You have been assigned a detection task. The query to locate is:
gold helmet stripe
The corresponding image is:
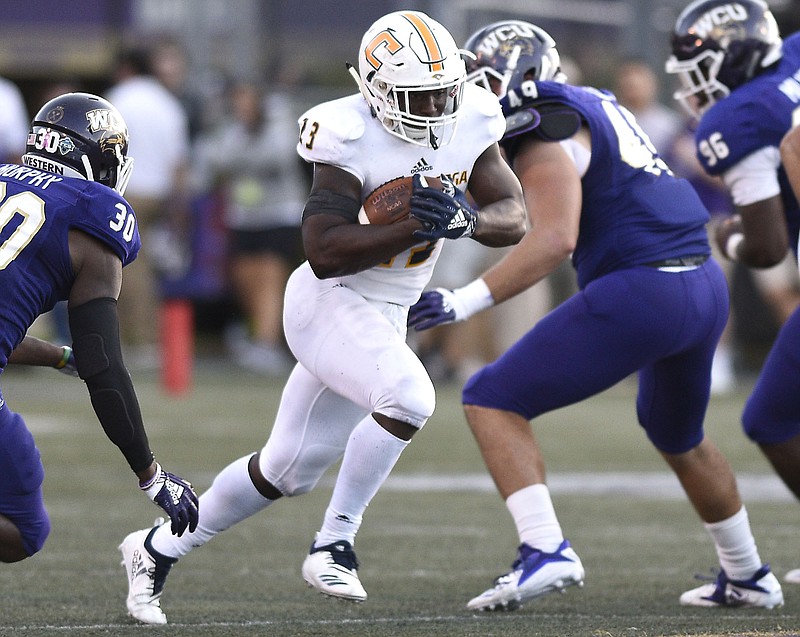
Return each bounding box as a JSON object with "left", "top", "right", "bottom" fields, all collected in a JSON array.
[{"left": 402, "top": 12, "right": 445, "bottom": 72}]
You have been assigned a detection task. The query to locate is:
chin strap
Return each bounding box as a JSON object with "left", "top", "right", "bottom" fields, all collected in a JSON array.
[
  {"left": 346, "top": 62, "right": 376, "bottom": 118},
  {"left": 80, "top": 154, "right": 95, "bottom": 182},
  {"left": 500, "top": 45, "right": 521, "bottom": 97}
]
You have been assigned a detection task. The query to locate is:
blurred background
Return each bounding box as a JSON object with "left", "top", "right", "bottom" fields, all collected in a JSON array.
[
  {"left": 3, "top": 0, "right": 799, "bottom": 109},
  {"left": 3, "top": 0, "right": 800, "bottom": 388}
]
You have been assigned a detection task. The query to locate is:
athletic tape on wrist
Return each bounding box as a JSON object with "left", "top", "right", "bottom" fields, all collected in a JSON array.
[{"left": 725, "top": 233, "right": 744, "bottom": 262}]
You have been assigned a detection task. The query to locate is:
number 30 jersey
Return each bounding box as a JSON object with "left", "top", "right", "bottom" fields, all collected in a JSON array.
[
  {"left": 296, "top": 82, "right": 504, "bottom": 306},
  {"left": 0, "top": 164, "right": 140, "bottom": 367}
]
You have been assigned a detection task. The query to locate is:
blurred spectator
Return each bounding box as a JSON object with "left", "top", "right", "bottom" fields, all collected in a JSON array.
[
  {"left": 105, "top": 46, "right": 192, "bottom": 366},
  {"left": 195, "top": 81, "right": 306, "bottom": 375},
  {"left": 0, "top": 76, "right": 28, "bottom": 164},
  {"left": 151, "top": 37, "right": 206, "bottom": 143},
  {"left": 613, "top": 58, "right": 683, "bottom": 155}
]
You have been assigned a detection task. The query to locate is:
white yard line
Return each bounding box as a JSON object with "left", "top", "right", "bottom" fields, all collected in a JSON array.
[{"left": 375, "top": 472, "right": 795, "bottom": 501}]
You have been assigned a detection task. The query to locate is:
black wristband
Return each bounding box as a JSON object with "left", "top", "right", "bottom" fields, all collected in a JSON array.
[{"left": 302, "top": 189, "right": 361, "bottom": 223}]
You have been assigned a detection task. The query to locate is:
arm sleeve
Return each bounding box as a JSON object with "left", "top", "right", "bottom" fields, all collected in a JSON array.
[
  {"left": 68, "top": 297, "right": 154, "bottom": 473},
  {"left": 722, "top": 146, "right": 782, "bottom": 206}
]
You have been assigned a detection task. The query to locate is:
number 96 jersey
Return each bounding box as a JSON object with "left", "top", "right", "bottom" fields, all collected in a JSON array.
[
  {"left": 692, "top": 32, "right": 800, "bottom": 254},
  {"left": 296, "top": 82, "right": 504, "bottom": 306},
  {"left": 0, "top": 164, "right": 140, "bottom": 367}
]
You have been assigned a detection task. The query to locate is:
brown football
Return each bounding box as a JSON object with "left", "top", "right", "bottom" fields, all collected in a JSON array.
[{"left": 360, "top": 175, "right": 445, "bottom": 225}]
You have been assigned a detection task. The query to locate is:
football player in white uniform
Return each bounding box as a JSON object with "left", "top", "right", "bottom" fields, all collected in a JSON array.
[{"left": 119, "top": 10, "right": 526, "bottom": 624}]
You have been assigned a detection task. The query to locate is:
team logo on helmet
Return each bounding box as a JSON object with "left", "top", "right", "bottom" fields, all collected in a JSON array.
[
  {"left": 472, "top": 22, "right": 540, "bottom": 58},
  {"left": 85, "top": 108, "right": 123, "bottom": 133},
  {"left": 58, "top": 136, "right": 76, "bottom": 156},
  {"left": 45, "top": 106, "right": 65, "bottom": 124},
  {"left": 690, "top": 3, "right": 749, "bottom": 39},
  {"left": 364, "top": 30, "right": 404, "bottom": 72}
]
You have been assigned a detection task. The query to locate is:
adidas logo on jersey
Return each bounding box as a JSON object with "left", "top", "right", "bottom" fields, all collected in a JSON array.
[{"left": 411, "top": 157, "right": 433, "bottom": 174}]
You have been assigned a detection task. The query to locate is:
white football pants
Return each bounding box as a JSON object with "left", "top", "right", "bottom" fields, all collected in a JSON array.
[{"left": 259, "top": 262, "right": 436, "bottom": 496}]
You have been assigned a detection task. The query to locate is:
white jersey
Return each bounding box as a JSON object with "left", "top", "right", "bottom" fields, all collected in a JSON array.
[{"left": 296, "top": 82, "right": 504, "bottom": 306}]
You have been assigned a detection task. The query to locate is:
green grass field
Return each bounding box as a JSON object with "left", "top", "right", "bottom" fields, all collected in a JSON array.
[{"left": 1, "top": 362, "right": 798, "bottom": 636}]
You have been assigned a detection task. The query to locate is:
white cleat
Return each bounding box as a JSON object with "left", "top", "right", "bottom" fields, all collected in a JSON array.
[
  {"left": 680, "top": 565, "right": 784, "bottom": 609},
  {"left": 301, "top": 539, "right": 367, "bottom": 602},
  {"left": 119, "top": 518, "right": 175, "bottom": 624},
  {"left": 784, "top": 568, "right": 800, "bottom": 584},
  {"left": 467, "top": 540, "right": 585, "bottom": 611}
]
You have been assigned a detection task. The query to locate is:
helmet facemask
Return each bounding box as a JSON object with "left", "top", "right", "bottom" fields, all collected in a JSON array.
[
  {"left": 366, "top": 75, "right": 463, "bottom": 148},
  {"left": 466, "top": 45, "right": 524, "bottom": 99},
  {"left": 665, "top": 0, "right": 783, "bottom": 117},
  {"left": 666, "top": 46, "right": 729, "bottom": 116},
  {"left": 98, "top": 132, "right": 134, "bottom": 195}
]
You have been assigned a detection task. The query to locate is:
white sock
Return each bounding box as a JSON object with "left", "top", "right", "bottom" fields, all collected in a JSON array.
[
  {"left": 315, "top": 415, "right": 409, "bottom": 547},
  {"left": 151, "top": 455, "right": 273, "bottom": 559},
  {"left": 506, "top": 484, "right": 564, "bottom": 552},
  {"left": 704, "top": 506, "right": 763, "bottom": 581}
]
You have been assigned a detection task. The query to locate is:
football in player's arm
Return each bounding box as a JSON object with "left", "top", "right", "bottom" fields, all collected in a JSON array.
[{"left": 116, "top": 10, "right": 525, "bottom": 625}]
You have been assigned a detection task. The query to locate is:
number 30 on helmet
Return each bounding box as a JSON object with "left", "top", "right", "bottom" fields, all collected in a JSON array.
[{"left": 22, "top": 92, "right": 134, "bottom": 195}]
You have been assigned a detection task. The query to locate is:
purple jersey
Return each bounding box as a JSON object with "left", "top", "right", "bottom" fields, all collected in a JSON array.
[
  {"left": 692, "top": 33, "right": 800, "bottom": 450},
  {"left": 463, "top": 81, "right": 728, "bottom": 455},
  {"left": 694, "top": 32, "right": 800, "bottom": 252},
  {"left": 501, "top": 81, "right": 710, "bottom": 289},
  {"left": 0, "top": 165, "right": 140, "bottom": 368}
]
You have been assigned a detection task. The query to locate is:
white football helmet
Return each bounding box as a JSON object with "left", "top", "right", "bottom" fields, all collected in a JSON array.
[{"left": 354, "top": 11, "right": 466, "bottom": 148}]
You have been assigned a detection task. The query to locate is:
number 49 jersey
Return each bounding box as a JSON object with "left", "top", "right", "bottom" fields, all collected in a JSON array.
[
  {"left": 0, "top": 164, "right": 140, "bottom": 367},
  {"left": 501, "top": 81, "right": 710, "bottom": 289}
]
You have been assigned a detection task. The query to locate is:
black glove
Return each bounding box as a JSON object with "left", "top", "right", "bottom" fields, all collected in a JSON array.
[
  {"left": 410, "top": 174, "right": 477, "bottom": 241},
  {"left": 140, "top": 463, "right": 199, "bottom": 536}
]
